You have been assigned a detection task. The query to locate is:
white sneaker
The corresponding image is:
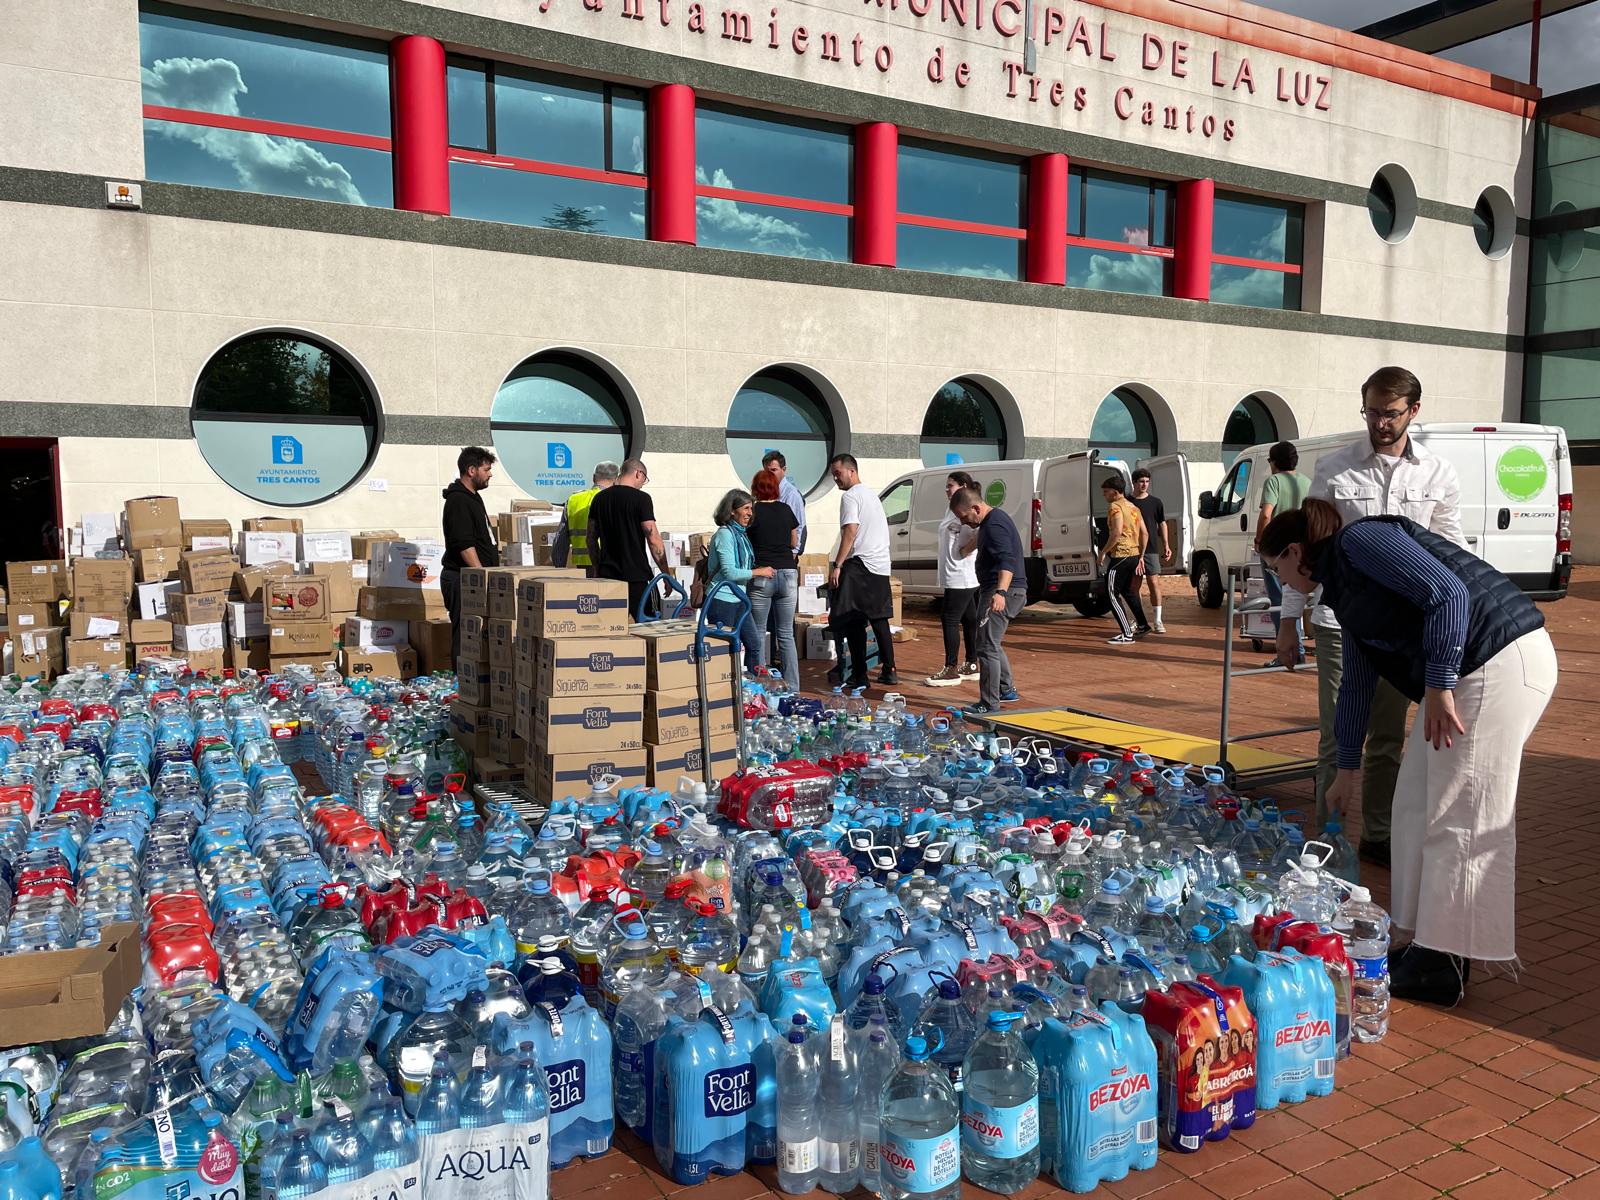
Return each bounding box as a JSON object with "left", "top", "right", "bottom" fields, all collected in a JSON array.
[
  {"left": 1152, "top": 620, "right": 1166, "bottom": 633},
  {"left": 1107, "top": 634, "right": 1135, "bottom": 645}
]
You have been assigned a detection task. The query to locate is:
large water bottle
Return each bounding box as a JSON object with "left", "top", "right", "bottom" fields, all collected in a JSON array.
[
  {"left": 961, "top": 1009, "right": 1039, "bottom": 1194},
  {"left": 878, "top": 1034, "right": 960, "bottom": 1200},
  {"left": 1332, "top": 886, "right": 1391, "bottom": 1042},
  {"left": 776, "top": 1027, "right": 820, "bottom": 1195},
  {"left": 312, "top": 1100, "right": 371, "bottom": 1184},
  {"left": 274, "top": 1130, "right": 328, "bottom": 1200},
  {"left": 913, "top": 978, "right": 977, "bottom": 1094},
  {"left": 511, "top": 876, "right": 571, "bottom": 957},
  {"left": 1279, "top": 852, "right": 1338, "bottom": 925},
  {"left": 414, "top": 1051, "right": 462, "bottom": 1136},
  {"left": 817, "top": 1018, "right": 861, "bottom": 1193},
  {"left": 458, "top": 1047, "right": 501, "bottom": 1129},
  {"left": 1083, "top": 879, "right": 1136, "bottom": 937},
  {"left": 1322, "top": 822, "right": 1360, "bottom": 885},
  {"left": 362, "top": 1097, "right": 419, "bottom": 1171},
  {"left": 857, "top": 1027, "right": 900, "bottom": 1197}
]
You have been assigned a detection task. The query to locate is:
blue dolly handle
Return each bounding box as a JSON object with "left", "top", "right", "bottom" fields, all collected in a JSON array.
[
  {"left": 636, "top": 572, "right": 689, "bottom": 622},
  {"left": 693, "top": 581, "right": 751, "bottom": 784}
]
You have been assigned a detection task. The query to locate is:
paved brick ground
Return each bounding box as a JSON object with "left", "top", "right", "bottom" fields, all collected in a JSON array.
[{"left": 552, "top": 568, "right": 1600, "bottom": 1200}]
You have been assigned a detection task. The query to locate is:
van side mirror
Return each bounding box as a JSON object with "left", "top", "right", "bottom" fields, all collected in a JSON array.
[{"left": 1198, "top": 491, "right": 1217, "bottom": 520}]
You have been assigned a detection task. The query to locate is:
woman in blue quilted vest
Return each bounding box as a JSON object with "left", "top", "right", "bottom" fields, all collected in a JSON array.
[{"left": 1259, "top": 498, "right": 1557, "bottom": 1006}]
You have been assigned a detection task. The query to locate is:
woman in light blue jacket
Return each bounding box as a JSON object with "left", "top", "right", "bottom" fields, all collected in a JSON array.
[{"left": 705, "top": 488, "right": 773, "bottom": 675}]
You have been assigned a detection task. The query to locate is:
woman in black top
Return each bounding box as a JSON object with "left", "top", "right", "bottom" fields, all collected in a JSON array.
[{"left": 746, "top": 470, "right": 801, "bottom": 690}]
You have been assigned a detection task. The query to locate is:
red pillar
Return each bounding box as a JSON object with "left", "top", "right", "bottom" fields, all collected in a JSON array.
[
  {"left": 1173, "top": 177, "right": 1215, "bottom": 302},
  {"left": 648, "top": 83, "right": 696, "bottom": 245},
  {"left": 390, "top": 35, "right": 450, "bottom": 216},
  {"left": 853, "top": 122, "right": 897, "bottom": 267},
  {"left": 1026, "top": 153, "right": 1068, "bottom": 286}
]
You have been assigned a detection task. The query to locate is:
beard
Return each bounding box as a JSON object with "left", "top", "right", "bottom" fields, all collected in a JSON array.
[{"left": 1369, "top": 424, "right": 1406, "bottom": 449}]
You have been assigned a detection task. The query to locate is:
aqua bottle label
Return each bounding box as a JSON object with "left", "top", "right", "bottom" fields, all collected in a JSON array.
[
  {"left": 420, "top": 1120, "right": 549, "bottom": 1200},
  {"left": 961, "top": 1098, "right": 1040, "bottom": 1159},
  {"left": 877, "top": 1129, "right": 960, "bottom": 1193},
  {"left": 320, "top": 1166, "right": 423, "bottom": 1200}
]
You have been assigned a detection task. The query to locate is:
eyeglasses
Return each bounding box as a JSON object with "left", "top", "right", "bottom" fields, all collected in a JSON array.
[{"left": 1359, "top": 405, "right": 1414, "bottom": 425}]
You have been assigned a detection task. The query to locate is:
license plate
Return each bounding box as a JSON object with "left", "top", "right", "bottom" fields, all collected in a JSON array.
[{"left": 1050, "top": 560, "right": 1092, "bottom": 579}]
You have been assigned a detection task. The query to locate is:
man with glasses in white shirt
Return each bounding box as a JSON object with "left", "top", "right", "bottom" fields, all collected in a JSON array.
[{"left": 1275, "top": 366, "right": 1465, "bottom": 869}]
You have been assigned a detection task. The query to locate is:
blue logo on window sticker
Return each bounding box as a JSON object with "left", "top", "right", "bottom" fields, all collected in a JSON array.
[
  {"left": 946, "top": 452, "right": 964, "bottom": 465},
  {"left": 548, "top": 442, "right": 572, "bottom": 469},
  {"left": 272, "top": 435, "right": 304, "bottom": 465}
]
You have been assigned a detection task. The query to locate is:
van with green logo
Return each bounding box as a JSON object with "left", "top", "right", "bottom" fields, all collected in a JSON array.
[{"left": 1190, "top": 422, "right": 1572, "bottom": 607}]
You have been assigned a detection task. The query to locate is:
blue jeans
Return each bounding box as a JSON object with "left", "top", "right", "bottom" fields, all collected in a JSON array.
[
  {"left": 705, "top": 595, "right": 762, "bottom": 675},
  {"left": 747, "top": 569, "right": 799, "bottom": 691},
  {"left": 1263, "top": 568, "right": 1302, "bottom": 638}
]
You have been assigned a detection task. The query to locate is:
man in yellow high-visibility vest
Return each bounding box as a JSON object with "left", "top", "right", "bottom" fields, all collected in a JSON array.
[{"left": 553, "top": 461, "right": 619, "bottom": 569}]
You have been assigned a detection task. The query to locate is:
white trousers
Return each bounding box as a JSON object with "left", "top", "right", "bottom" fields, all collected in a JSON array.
[{"left": 1390, "top": 627, "right": 1557, "bottom": 962}]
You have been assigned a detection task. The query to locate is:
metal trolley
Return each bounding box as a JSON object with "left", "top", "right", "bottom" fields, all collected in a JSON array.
[{"left": 1218, "top": 562, "right": 1319, "bottom": 789}]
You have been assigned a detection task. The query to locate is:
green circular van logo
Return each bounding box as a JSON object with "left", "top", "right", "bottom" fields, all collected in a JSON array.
[
  {"left": 1496, "top": 446, "right": 1547, "bottom": 502},
  {"left": 984, "top": 480, "right": 1007, "bottom": 506}
]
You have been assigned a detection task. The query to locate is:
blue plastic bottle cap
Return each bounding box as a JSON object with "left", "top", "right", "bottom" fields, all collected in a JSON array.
[
  {"left": 530, "top": 878, "right": 550, "bottom": 895},
  {"left": 905, "top": 1036, "right": 929, "bottom": 1060}
]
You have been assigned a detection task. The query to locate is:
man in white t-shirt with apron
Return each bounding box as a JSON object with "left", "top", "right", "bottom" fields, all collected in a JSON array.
[
  {"left": 825, "top": 453, "right": 898, "bottom": 688},
  {"left": 926, "top": 469, "right": 981, "bottom": 686}
]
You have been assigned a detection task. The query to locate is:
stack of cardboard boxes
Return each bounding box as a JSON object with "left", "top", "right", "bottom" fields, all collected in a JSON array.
[
  {"left": 633, "top": 620, "right": 739, "bottom": 787},
  {"left": 7, "top": 558, "right": 68, "bottom": 679}
]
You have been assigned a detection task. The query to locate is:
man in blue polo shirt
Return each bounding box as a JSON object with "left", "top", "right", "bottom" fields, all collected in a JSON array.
[{"left": 950, "top": 485, "right": 1025, "bottom": 716}]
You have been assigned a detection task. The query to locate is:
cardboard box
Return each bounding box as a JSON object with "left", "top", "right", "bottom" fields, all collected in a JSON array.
[
  {"left": 81, "top": 513, "right": 120, "bottom": 556},
  {"left": 321, "top": 561, "right": 357, "bottom": 614},
  {"left": 538, "top": 636, "right": 647, "bottom": 698},
  {"left": 244, "top": 517, "right": 304, "bottom": 535},
  {"left": 225, "top": 602, "right": 266, "bottom": 639},
  {"left": 182, "top": 519, "right": 231, "bottom": 546},
  {"left": 647, "top": 732, "right": 739, "bottom": 785},
  {"left": 459, "top": 615, "right": 489, "bottom": 665},
  {"left": 266, "top": 575, "right": 329, "bottom": 623},
  {"left": 130, "top": 618, "right": 173, "bottom": 644},
  {"left": 8, "top": 602, "right": 58, "bottom": 632},
  {"left": 134, "top": 547, "right": 179, "bottom": 583},
  {"left": 234, "top": 563, "right": 296, "bottom": 604},
  {"left": 241, "top": 530, "right": 298, "bottom": 567},
  {"left": 177, "top": 591, "right": 228, "bottom": 626},
  {"left": 0, "top": 921, "right": 139, "bottom": 1041},
  {"left": 891, "top": 576, "right": 903, "bottom": 626},
  {"left": 68, "top": 612, "right": 127, "bottom": 640},
  {"left": 534, "top": 695, "right": 644, "bottom": 754},
  {"left": 487, "top": 568, "right": 546, "bottom": 621},
  {"left": 450, "top": 702, "right": 494, "bottom": 757},
  {"left": 352, "top": 531, "right": 401, "bottom": 562},
  {"left": 344, "top": 616, "right": 409, "bottom": 649},
  {"left": 801, "top": 621, "right": 837, "bottom": 661},
  {"left": 13, "top": 626, "right": 64, "bottom": 679},
  {"left": 269, "top": 624, "right": 335, "bottom": 657},
  {"left": 457, "top": 665, "right": 492, "bottom": 709},
  {"left": 631, "top": 621, "right": 739, "bottom": 691},
  {"left": 185, "top": 647, "right": 227, "bottom": 674},
  {"left": 357, "top": 587, "right": 446, "bottom": 622},
  {"left": 518, "top": 576, "right": 628, "bottom": 638},
  {"left": 371, "top": 541, "right": 445, "bottom": 590},
  {"left": 131, "top": 644, "right": 175, "bottom": 662},
  {"left": 123, "top": 497, "right": 181, "bottom": 551},
  {"left": 501, "top": 542, "right": 556, "bottom": 567},
  {"left": 179, "top": 551, "right": 238, "bottom": 595},
  {"left": 301, "top": 530, "right": 354, "bottom": 562},
  {"left": 474, "top": 759, "right": 525, "bottom": 788},
  {"left": 527, "top": 749, "right": 648, "bottom": 803},
  {"left": 460, "top": 568, "right": 489, "bottom": 617},
  {"left": 136, "top": 579, "right": 181, "bottom": 619},
  {"left": 66, "top": 638, "right": 127, "bottom": 671},
  {"left": 72, "top": 559, "right": 134, "bottom": 607},
  {"left": 411, "top": 618, "right": 453, "bottom": 675},
  {"left": 797, "top": 555, "right": 830, "bottom": 616},
  {"left": 173, "top": 622, "right": 225, "bottom": 653},
  {"left": 488, "top": 634, "right": 516, "bottom": 673},
  {"left": 342, "top": 646, "right": 418, "bottom": 678},
  {"left": 645, "top": 686, "right": 737, "bottom": 745},
  {"left": 489, "top": 663, "right": 516, "bottom": 712},
  {"left": 7, "top": 560, "right": 67, "bottom": 603},
  {"left": 228, "top": 637, "right": 270, "bottom": 673}
]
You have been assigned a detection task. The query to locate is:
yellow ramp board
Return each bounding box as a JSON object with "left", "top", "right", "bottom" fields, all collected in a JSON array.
[{"left": 991, "top": 709, "right": 1302, "bottom": 774}]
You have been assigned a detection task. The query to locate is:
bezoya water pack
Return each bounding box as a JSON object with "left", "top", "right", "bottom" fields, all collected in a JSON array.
[
  {"left": 1220, "top": 949, "right": 1337, "bottom": 1109},
  {"left": 651, "top": 1005, "right": 764, "bottom": 1185}
]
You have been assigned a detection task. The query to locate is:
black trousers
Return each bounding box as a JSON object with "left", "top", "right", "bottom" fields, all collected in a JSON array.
[
  {"left": 941, "top": 586, "right": 980, "bottom": 667},
  {"left": 440, "top": 568, "right": 462, "bottom": 672},
  {"left": 1106, "top": 556, "right": 1148, "bottom": 635},
  {"left": 839, "top": 616, "right": 895, "bottom": 681}
]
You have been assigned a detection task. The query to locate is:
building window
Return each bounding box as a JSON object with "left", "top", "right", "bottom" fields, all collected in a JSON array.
[
  {"left": 1090, "top": 388, "right": 1157, "bottom": 460},
  {"left": 192, "top": 332, "right": 380, "bottom": 505},
  {"left": 1210, "top": 192, "right": 1305, "bottom": 310},
  {"left": 139, "top": 3, "right": 393, "bottom": 206},
  {"left": 897, "top": 141, "right": 1026, "bottom": 281},
  {"left": 1221, "top": 393, "right": 1278, "bottom": 466},
  {"left": 694, "top": 105, "right": 852, "bottom": 262},
  {"left": 1066, "top": 168, "right": 1175, "bottom": 296},
  {"left": 1474, "top": 186, "right": 1515, "bottom": 259},
  {"left": 446, "top": 58, "right": 646, "bottom": 237},
  {"left": 491, "top": 352, "right": 634, "bottom": 502},
  {"left": 726, "top": 369, "right": 835, "bottom": 495},
  {"left": 922, "top": 379, "right": 1008, "bottom": 467},
  {"left": 1366, "top": 164, "right": 1417, "bottom": 244}
]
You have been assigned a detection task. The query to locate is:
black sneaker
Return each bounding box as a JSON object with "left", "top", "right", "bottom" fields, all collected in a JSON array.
[
  {"left": 925, "top": 666, "right": 964, "bottom": 687},
  {"left": 964, "top": 702, "right": 998, "bottom": 717},
  {"left": 826, "top": 665, "right": 843, "bottom": 688},
  {"left": 879, "top": 670, "right": 900, "bottom": 686},
  {"left": 1359, "top": 840, "right": 1391, "bottom": 869},
  {"left": 1390, "top": 945, "right": 1468, "bottom": 1006},
  {"left": 1134, "top": 624, "right": 1153, "bottom": 636}
]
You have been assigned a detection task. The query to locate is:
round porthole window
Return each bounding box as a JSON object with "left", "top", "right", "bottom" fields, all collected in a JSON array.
[
  {"left": 1473, "top": 186, "right": 1515, "bottom": 259},
  {"left": 1367, "top": 164, "right": 1417, "bottom": 244}
]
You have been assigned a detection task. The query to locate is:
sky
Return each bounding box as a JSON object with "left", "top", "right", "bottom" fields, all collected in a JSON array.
[{"left": 1251, "top": 0, "right": 1600, "bottom": 94}]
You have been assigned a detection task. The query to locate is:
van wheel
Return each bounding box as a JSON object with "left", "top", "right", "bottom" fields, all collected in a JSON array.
[
  {"left": 1195, "top": 556, "right": 1224, "bottom": 609},
  {"left": 1072, "top": 595, "right": 1111, "bottom": 618}
]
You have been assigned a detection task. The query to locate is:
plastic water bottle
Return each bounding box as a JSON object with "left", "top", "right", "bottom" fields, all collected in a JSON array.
[
  {"left": 857, "top": 1027, "right": 900, "bottom": 1196},
  {"left": 414, "top": 1051, "right": 461, "bottom": 1135},
  {"left": 1083, "top": 879, "right": 1136, "bottom": 937},
  {"left": 459, "top": 1047, "right": 501, "bottom": 1129},
  {"left": 913, "top": 978, "right": 977, "bottom": 1094},
  {"left": 961, "top": 1009, "right": 1039, "bottom": 1194},
  {"left": 274, "top": 1130, "right": 328, "bottom": 1199},
  {"left": 817, "top": 1018, "right": 861, "bottom": 1193},
  {"left": 776, "top": 1027, "right": 820, "bottom": 1194},
  {"left": 362, "top": 1097, "right": 419, "bottom": 1171},
  {"left": 877, "top": 1034, "right": 960, "bottom": 1200},
  {"left": 1333, "top": 886, "right": 1391, "bottom": 1042},
  {"left": 1134, "top": 894, "right": 1185, "bottom": 948},
  {"left": 1323, "top": 822, "right": 1359, "bottom": 885},
  {"left": 312, "top": 1101, "right": 371, "bottom": 1184}
]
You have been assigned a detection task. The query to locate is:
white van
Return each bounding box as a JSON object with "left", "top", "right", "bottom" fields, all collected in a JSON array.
[
  {"left": 1189, "top": 422, "right": 1573, "bottom": 607},
  {"left": 879, "top": 460, "right": 1045, "bottom": 600}
]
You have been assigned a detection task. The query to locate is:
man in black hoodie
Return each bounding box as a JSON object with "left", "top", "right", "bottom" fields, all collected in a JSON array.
[{"left": 441, "top": 446, "right": 501, "bottom": 670}]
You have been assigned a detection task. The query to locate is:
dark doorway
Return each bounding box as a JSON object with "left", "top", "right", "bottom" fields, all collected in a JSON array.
[{"left": 0, "top": 439, "right": 63, "bottom": 563}]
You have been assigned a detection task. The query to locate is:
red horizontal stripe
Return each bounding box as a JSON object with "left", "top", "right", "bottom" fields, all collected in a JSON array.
[
  {"left": 694, "top": 184, "right": 852, "bottom": 218},
  {"left": 143, "top": 105, "right": 391, "bottom": 152},
  {"left": 898, "top": 212, "right": 1027, "bottom": 240},
  {"left": 449, "top": 147, "right": 646, "bottom": 189},
  {"left": 1212, "top": 253, "right": 1303, "bottom": 275},
  {"left": 1066, "top": 235, "right": 1175, "bottom": 259}
]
